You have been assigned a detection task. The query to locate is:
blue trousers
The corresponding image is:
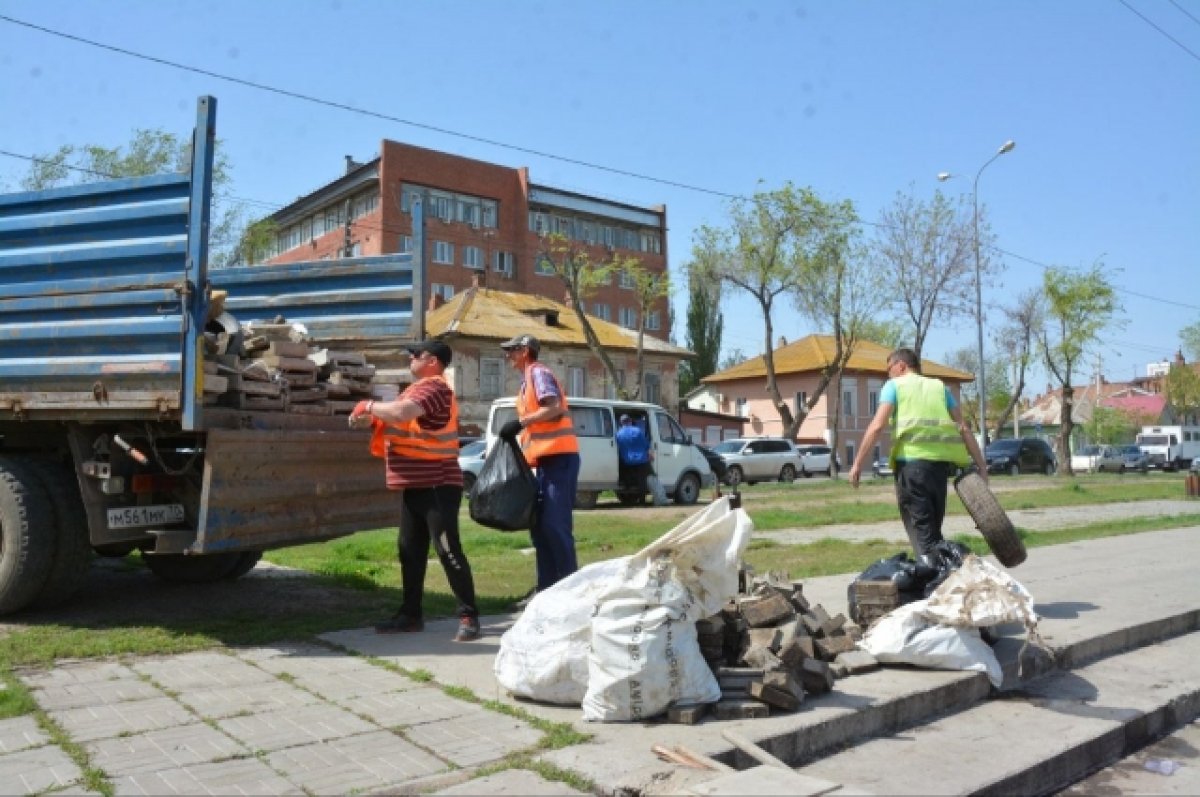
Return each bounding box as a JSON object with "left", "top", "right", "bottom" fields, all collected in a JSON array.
[{"left": 532, "top": 452, "right": 580, "bottom": 591}]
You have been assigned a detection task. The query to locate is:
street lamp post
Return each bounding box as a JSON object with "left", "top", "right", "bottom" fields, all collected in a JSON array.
[{"left": 938, "top": 139, "right": 1015, "bottom": 448}]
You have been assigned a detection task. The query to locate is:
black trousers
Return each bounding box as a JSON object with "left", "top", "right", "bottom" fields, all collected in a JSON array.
[
  {"left": 398, "top": 485, "right": 478, "bottom": 621},
  {"left": 893, "top": 460, "right": 954, "bottom": 560}
]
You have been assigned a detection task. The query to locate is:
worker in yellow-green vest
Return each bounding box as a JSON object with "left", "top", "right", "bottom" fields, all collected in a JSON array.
[{"left": 848, "top": 347, "right": 987, "bottom": 561}]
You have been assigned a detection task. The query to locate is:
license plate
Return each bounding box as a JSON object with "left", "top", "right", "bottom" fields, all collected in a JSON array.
[{"left": 106, "top": 504, "right": 186, "bottom": 529}]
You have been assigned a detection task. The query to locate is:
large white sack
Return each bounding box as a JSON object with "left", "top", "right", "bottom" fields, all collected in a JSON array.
[
  {"left": 582, "top": 498, "right": 753, "bottom": 722},
  {"left": 861, "top": 599, "right": 1003, "bottom": 688},
  {"left": 494, "top": 558, "right": 626, "bottom": 705},
  {"left": 921, "top": 554, "right": 1038, "bottom": 629}
]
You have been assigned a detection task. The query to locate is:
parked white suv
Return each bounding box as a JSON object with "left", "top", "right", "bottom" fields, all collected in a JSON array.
[
  {"left": 711, "top": 438, "right": 801, "bottom": 486},
  {"left": 795, "top": 444, "right": 833, "bottom": 477}
]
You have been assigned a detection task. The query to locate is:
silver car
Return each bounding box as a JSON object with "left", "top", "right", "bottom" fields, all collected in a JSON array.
[
  {"left": 711, "top": 438, "right": 802, "bottom": 485},
  {"left": 1117, "top": 445, "right": 1150, "bottom": 474},
  {"left": 458, "top": 440, "right": 487, "bottom": 491}
]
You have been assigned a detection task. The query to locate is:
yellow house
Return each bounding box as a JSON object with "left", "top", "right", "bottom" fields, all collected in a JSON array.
[
  {"left": 702, "top": 336, "right": 973, "bottom": 466},
  {"left": 426, "top": 286, "right": 694, "bottom": 432}
]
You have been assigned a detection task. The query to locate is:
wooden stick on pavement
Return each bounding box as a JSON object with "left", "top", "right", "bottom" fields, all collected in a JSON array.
[{"left": 721, "top": 729, "right": 791, "bottom": 770}]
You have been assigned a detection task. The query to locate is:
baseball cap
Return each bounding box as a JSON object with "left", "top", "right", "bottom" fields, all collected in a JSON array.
[
  {"left": 404, "top": 339, "right": 452, "bottom": 367},
  {"left": 619, "top": 414, "right": 631, "bottom": 423},
  {"left": 499, "top": 334, "right": 541, "bottom": 355}
]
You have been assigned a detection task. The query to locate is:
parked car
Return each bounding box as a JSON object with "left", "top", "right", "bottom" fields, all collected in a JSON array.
[
  {"left": 458, "top": 440, "right": 488, "bottom": 491},
  {"left": 795, "top": 444, "right": 834, "bottom": 478},
  {"left": 711, "top": 438, "right": 802, "bottom": 486},
  {"left": 985, "top": 438, "right": 1057, "bottom": 476},
  {"left": 1190, "top": 456, "right": 1200, "bottom": 473},
  {"left": 1117, "top": 445, "right": 1150, "bottom": 474},
  {"left": 1070, "top": 444, "right": 1124, "bottom": 474},
  {"left": 872, "top": 459, "right": 894, "bottom": 478}
]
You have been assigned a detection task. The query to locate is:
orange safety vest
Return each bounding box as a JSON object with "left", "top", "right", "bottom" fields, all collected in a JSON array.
[
  {"left": 368, "top": 376, "right": 460, "bottom": 460},
  {"left": 517, "top": 363, "right": 579, "bottom": 466}
]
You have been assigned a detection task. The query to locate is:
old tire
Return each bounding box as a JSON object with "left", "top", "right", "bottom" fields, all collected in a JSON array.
[
  {"left": 954, "top": 472, "right": 1026, "bottom": 568},
  {"left": 573, "top": 491, "right": 599, "bottom": 510},
  {"left": 142, "top": 552, "right": 242, "bottom": 583},
  {"left": 779, "top": 464, "right": 796, "bottom": 482},
  {"left": 27, "top": 461, "right": 93, "bottom": 609},
  {"left": 222, "top": 551, "right": 262, "bottom": 581},
  {"left": 0, "top": 457, "right": 56, "bottom": 614},
  {"left": 674, "top": 473, "right": 701, "bottom": 505}
]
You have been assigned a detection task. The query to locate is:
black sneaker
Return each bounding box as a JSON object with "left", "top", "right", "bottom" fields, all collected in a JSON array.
[
  {"left": 454, "top": 616, "right": 481, "bottom": 642},
  {"left": 375, "top": 615, "right": 424, "bottom": 634}
]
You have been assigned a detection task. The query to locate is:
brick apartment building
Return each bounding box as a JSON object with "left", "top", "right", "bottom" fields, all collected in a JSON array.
[{"left": 260, "top": 142, "right": 670, "bottom": 340}]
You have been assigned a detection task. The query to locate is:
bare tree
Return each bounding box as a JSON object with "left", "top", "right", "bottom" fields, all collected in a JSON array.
[
  {"left": 990, "top": 289, "right": 1044, "bottom": 438},
  {"left": 618, "top": 256, "right": 671, "bottom": 400},
  {"left": 874, "top": 187, "right": 999, "bottom": 360},
  {"left": 1039, "top": 264, "right": 1121, "bottom": 473},
  {"left": 692, "top": 183, "right": 847, "bottom": 437}
]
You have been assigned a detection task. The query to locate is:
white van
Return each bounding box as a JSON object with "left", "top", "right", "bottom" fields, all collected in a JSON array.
[{"left": 485, "top": 397, "right": 715, "bottom": 508}]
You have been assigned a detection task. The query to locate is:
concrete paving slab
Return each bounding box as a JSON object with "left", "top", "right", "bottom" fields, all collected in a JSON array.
[
  {"left": 215, "top": 703, "right": 376, "bottom": 752},
  {"left": 0, "top": 716, "right": 49, "bottom": 754},
  {"left": 432, "top": 768, "right": 589, "bottom": 795},
  {"left": 110, "top": 757, "right": 301, "bottom": 796},
  {"left": 31, "top": 678, "right": 163, "bottom": 711},
  {"left": 84, "top": 722, "right": 247, "bottom": 776},
  {"left": 265, "top": 730, "right": 446, "bottom": 795},
  {"left": 47, "top": 696, "right": 195, "bottom": 743},
  {"left": 174, "top": 679, "right": 322, "bottom": 719},
  {"left": 235, "top": 640, "right": 360, "bottom": 667},
  {"left": 17, "top": 661, "right": 137, "bottom": 690},
  {"left": 130, "top": 652, "right": 276, "bottom": 691},
  {"left": 683, "top": 764, "right": 842, "bottom": 796},
  {"left": 0, "top": 743, "right": 82, "bottom": 794},
  {"left": 402, "top": 707, "right": 545, "bottom": 767},
  {"left": 336, "top": 686, "right": 477, "bottom": 727}
]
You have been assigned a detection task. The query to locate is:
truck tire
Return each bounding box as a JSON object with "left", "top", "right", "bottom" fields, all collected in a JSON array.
[
  {"left": 674, "top": 473, "right": 700, "bottom": 505},
  {"left": 0, "top": 457, "right": 56, "bottom": 614},
  {"left": 726, "top": 466, "right": 744, "bottom": 487},
  {"left": 27, "top": 461, "right": 93, "bottom": 609},
  {"left": 954, "top": 472, "right": 1026, "bottom": 568},
  {"left": 779, "top": 464, "right": 796, "bottom": 482},
  {"left": 222, "top": 551, "right": 263, "bottom": 581},
  {"left": 142, "top": 552, "right": 242, "bottom": 583}
]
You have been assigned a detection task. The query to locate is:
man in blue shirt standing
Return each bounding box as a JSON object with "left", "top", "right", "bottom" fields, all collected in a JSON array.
[{"left": 615, "top": 414, "right": 668, "bottom": 506}]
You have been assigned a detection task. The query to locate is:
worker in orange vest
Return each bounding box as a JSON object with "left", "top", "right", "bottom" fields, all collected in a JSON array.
[
  {"left": 498, "top": 334, "right": 581, "bottom": 596},
  {"left": 349, "top": 339, "right": 480, "bottom": 642}
]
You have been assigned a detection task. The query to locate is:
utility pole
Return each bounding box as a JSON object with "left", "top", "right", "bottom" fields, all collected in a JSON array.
[{"left": 342, "top": 198, "right": 354, "bottom": 258}]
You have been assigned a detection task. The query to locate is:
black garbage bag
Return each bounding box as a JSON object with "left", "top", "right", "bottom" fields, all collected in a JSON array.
[
  {"left": 921, "top": 539, "right": 974, "bottom": 597},
  {"left": 468, "top": 437, "right": 538, "bottom": 532}
]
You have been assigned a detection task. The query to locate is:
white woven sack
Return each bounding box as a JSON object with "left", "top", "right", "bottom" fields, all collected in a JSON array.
[
  {"left": 860, "top": 599, "right": 1003, "bottom": 687},
  {"left": 921, "top": 554, "right": 1038, "bottom": 629}
]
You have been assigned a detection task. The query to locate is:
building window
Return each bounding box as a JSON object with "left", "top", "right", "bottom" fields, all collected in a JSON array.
[
  {"left": 592, "top": 303, "right": 610, "bottom": 321},
  {"left": 553, "top": 216, "right": 572, "bottom": 236},
  {"left": 433, "top": 241, "right": 454, "bottom": 264},
  {"left": 845, "top": 443, "right": 856, "bottom": 470},
  {"left": 463, "top": 246, "right": 483, "bottom": 270},
  {"left": 869, "top": 389, "right": 879, "bottom": 415},
  {"left": 431, "top": 193, "right": 453, "bottom": 221},
  {"left": 351, "top": 190, "right": 379, "bottom": 219},
  {"left": 580, "top": 221, "right": 595, "bottom": 244},
  {"left": 529, "top": 211, "right": 547, "bottom": 234},
  {"left": 618, "top": 307, "right": 638, "bottom": 328},
  {"left": 399, "top": 235, "right": 413, "bottom": 253},
  {"left": 481, "top": 200, "right": 497, "bottom": 229},
  {"left": 535, "top": 255, "right": 556, "bottom": 276},
  {"left": 794, "top": 391, "right": 808, "bottom": 415},
  {"left": 431, "top": 283, "right": 454, "bottom": 301},
  {"left": 619, "top": 270, "right": 636, "bottom": 289},
  {"left": 640, "top": 231, "right": 662, "bottom": 254},
  {"left": 480, "top": 358, "right": 502, "bottom": 399},
  {"left": 645, "top": 311, "right": 661, "bottom": 331},
  {"left": 567, "top": 366, "right": 586, "bottom": 397},
  {"left": 735, "top": 398, "right": 747, "bottom": 417},
  {"left": 842, "top": 388, "right": 854, "bottom": 418},
  {"left": 493, "top": 251, "right": 514, "bottom": 276},
  {"left": 644, "top": 373, "right": 661, "bottom": 404}
]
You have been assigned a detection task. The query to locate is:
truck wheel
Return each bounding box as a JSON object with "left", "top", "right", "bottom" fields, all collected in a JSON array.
[
  {"left": 954, "top": 472, "right": 1026, "bottom": 568},
  {"left": 779, "top": 464, "right": 796, "bottom": 482},
  {"left": 142, "top": 552, "right": 242, "bottom": 583},
  {"left": 0, "top": 457, "right": 56, "bottom": 614},
  {"left": 222, "top": 551, "right": 263, "bottom": 581},
  {"left": 573, "top": 491, "right": 599, "bottom": 510},
  {"left": 726, "top": 466, "right": 744, "bottom": 487},
  {"left": 27, "top": 461, "right": 93, "bottom": 609},
  {"left": 674, "top": 473, "right": 700, "bottom": 505}
]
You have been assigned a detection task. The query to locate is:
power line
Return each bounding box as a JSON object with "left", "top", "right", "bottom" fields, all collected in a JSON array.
[
  {"left": 0, "top": 14, "right": 740, "bottom": 201},
  {"left": 1118, "top": 0, "right": 1200, "bottom": 62},
  {"left": 1168, "top": 0, "right": 1200, "bottom": 29}
]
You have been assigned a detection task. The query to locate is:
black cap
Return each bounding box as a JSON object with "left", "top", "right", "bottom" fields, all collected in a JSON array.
[
  {"left": 405, "top": 339, "right": 452, "bottom": 367},
  {"left": 499, "top": 334, "right": 541, "bottom": 355}
]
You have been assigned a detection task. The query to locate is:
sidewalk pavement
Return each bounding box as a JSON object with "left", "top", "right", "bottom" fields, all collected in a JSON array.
[{"left": 2, "top": 522, "right": 1197, "bottom": 796}]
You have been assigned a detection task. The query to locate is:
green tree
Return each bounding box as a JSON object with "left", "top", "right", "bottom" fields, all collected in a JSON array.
[
  {"left": 1039, "top": 264, "right": 1121, "bottom": 473},
  {"left": 1179, "top": 320, "right": 1200, "bottom": 362},
  {"left": 1164, "top": 362, "right": 1200, "bottom": 425},
  {"left": 619, "top": 257, "right": 671, "bottom": 401},
  {"left": 691, "top": 182, "right": 851, "bottom": 438},
  {"left": 990, "top": 288, "right": 1044, "bottom": 438},
  {"left": 679, "top": 245, "right": 724, "bottom": 396},
  {"left": 1084, "top": 405, "right": 1139, "bottom": 445},
  {"left": 873, "top": 186, "right": 1001, "bottom": 361},
  {"left": 20, "top": 129, "right": 254, "bottom": 268},
  {"left": 945, "top": 347, "right": 1012, "bottom": 436}
]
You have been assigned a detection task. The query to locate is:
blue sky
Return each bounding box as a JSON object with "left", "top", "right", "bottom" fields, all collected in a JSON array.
[{"left": 2, "top": 1, "right": 1197, "bottom": 391}]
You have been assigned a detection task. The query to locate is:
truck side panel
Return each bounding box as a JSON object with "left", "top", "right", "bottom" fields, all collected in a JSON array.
[{"left": 0, "top": 173, "right": 192, "bottom": 420}]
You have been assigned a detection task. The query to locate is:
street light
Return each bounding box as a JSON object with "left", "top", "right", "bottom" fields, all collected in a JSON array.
[{"left": 938, "top": 139, "right": 1015, "bottom": 448}]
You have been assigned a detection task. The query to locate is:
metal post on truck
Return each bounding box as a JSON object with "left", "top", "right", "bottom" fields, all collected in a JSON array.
[{"left": 181, "top": 96, "right": 217, "bottom": 431}]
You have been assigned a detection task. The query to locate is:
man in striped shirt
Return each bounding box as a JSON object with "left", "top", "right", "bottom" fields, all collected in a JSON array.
[{"left": 349, "top": 339, "right": 480, "bottom": 642}]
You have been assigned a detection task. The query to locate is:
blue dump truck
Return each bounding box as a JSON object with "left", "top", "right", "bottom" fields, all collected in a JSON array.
[{"left": 0, "top": 97, "right": 426, "bottom": 613}]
